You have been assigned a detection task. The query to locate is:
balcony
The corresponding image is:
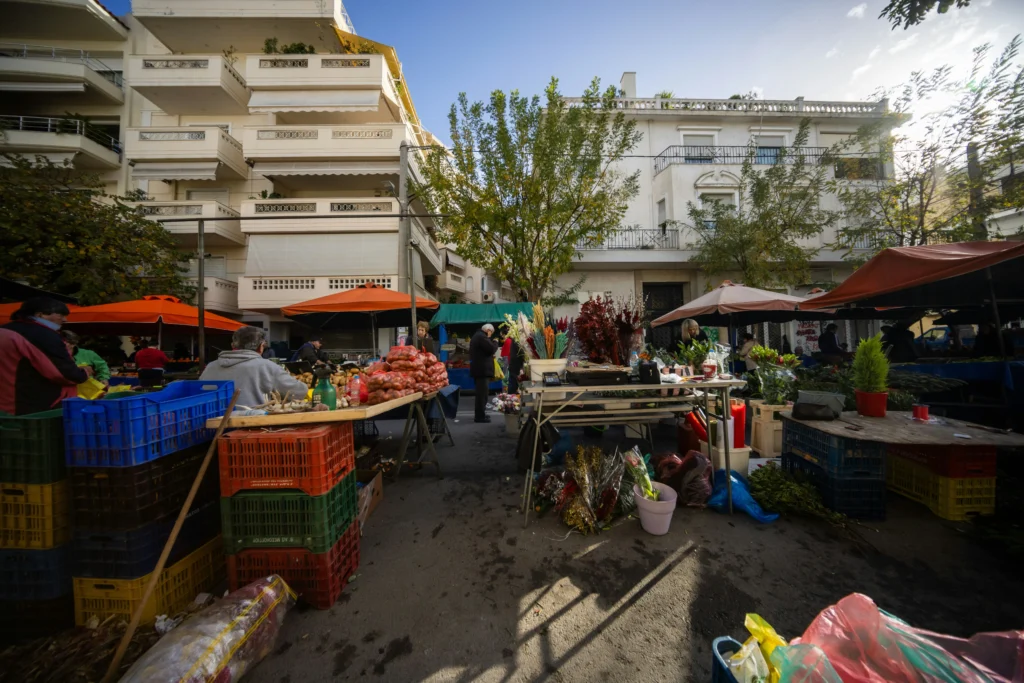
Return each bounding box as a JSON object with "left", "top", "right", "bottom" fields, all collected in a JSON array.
[
  {"left": 132, "top": 0, "right": 352, "bottom": 53},
  {"left": 0, "top": 115, "right": 121, "bottom": 169},
  {"left": 244, "top": 53, "right": 400, "bottom": 117},
  {"left": 654, "top": 146, "right": 831, "bottom": 175},
  {"left": 238, "top": 274, "right": 398, "bottom": 310},
  {"left": 192, "top": 276, "right": 240, "bottom": 314},
  {"left": 133, "top": 200, "right": 245, "bottom": 247},
  {"left": 124, "top": 126, "right": 247, "bottom": 181},
  {"left": 437, "top": 270, "right": 465, "bottom": 293},
  {"left": 577, "top": 229, "right": 680, "bottom": 250},
  {"left": 239, "top": 197, "right": 398, "bottom": 234},
  {"left": 243, "top": 123, "right": 410, "bottom": 164},
  {"left": 126, "top": 55, "right": 249, "bottom": 115},
  {"left": 411, "top": 219, "right": 442, "bottom": 275},
  {"left": 4, "top": 0, "right": 128, "bottom": 43},
  {"left": 0, "top": 43, "right": 123, "bottom": 104},
  {"left": 567, "top": 96, "right": 885, "bottom": 118}
]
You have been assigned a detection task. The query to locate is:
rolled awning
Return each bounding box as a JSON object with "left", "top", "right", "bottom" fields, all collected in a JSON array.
[
  {"left": 444, "top": 251, "right": 465, "bottom": 270},
  {"left": 248, "top": 90, "right": 380, "bottom": 114},
  {"left": 131, "top": 161, "right": 220, "bottom": 181},
  {"left": 254, "top": 160, "right": 399, "bottom": 176}
]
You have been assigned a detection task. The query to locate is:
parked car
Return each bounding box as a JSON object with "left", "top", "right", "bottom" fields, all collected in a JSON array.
[{"left": 915, "top": 326, "right": 975, "bottom": 353}]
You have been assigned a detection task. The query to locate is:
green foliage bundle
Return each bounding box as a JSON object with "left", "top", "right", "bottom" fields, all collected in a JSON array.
[
  {"left": 852, "top": 333, "right": 890, "bottom": 393},
  {"left": 676, "top": 339, "right": 712, "bottom": 369},
  {"left": 749, "top": 463, "right": 847, "bottom": 527}
]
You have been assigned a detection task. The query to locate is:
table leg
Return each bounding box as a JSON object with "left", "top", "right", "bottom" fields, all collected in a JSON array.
[
  {"left": 521, "top": 394, "right": 544, "bottom": 527},
  {"left": 434, "top": 395, "right": 456, "bottom": 447},
  {"left": 704, "top": 390, "right": 713, "bottom": 467},
  {"left": 414, "top": 402, "right": 442, "bottom": 478},
  {"left": 722, "top": 386, "right": 733, "bottom": 514},
  {"left": 391, "top": 407, "right": 416, "bottom": 480}
]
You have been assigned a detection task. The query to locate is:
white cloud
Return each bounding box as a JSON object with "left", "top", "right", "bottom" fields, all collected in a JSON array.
[
  {"left": 868, "top": 45, "right": 881, "bottom": 59},
  {"left": 749, "top": 86, "right": 764, "bottom": 99},
  {"left": 847, "top": 3, "right": 867, "bottom": 18},
  {"left": 825, "top": 45, "right": 840, "bottom": 58},
  {"left": 852, "top": 63, "right": 873, "bottom": 79},
  {"left": 889, "top": 34, "right": 919, "bottom": 53}
]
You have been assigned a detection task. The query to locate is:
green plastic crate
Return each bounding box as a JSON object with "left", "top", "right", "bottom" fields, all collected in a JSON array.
[
  {"left": 0, "top": 410, "right": 65, "bottom": 484},
  {"left": 221, "top": 471, "right": 357, "bottom": 554}
]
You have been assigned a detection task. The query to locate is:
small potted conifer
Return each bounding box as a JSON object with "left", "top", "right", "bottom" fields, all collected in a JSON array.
[{"left": 853, "top": 333, "right": 889, "bottom": 417}]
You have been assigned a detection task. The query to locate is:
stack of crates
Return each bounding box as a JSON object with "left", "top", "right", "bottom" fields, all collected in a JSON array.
[
  {"left": 63, "top": 381, "right": 232, "bottom": 625},
  {"left": 0, "top": 409, "right": 74, "bottom": 642},
  {"left": 219, "top": 423, "right": 360, "bottom": 609},
  {"left": 750, "top": 402, "right": 785, "bottom": 458},
  {"left": 886, "top": 445, "right": 997, "bottom": 520},
  {"left": 782, "top": 419, "right": 887, "bottom": 520}
]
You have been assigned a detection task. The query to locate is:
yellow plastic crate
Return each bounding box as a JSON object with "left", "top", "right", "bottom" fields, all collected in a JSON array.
[
  {"left": 73, "top": 535, "right": 223, "bottom": 626},
  {"left": 886, "top": 455, "right": 996, "bottom": 521},
  {"left": 0, "top": 480, "right": 70, "bottom": 549}
]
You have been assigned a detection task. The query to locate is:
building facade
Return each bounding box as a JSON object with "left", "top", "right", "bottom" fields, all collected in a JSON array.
[
  {"left": 547, "top": 72, "right": 892, "bottom": 350},
  {"left": 1, "top": 0, "right": 442, "bottom": 353}
]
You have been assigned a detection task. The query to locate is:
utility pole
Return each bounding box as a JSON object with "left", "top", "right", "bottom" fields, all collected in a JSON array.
[
  {"left": 966, "top": 142, "right": 987, "bottom": 240},
  {"left": 398, "top": 141, "right": 417, "bottom": 348},
  {"left": 197, "top": 219, "right": 205, "bottom": 367}
]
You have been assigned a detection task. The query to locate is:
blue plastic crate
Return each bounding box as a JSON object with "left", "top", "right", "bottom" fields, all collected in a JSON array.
[
  {"left": 64, "top": 381, "right": 233, "bottom": 467},
  {"left": 711, "top": 636, "right": 741, "bottom": 683},
  {"left": 72, "top": 500, "right": 220, "bottom": 579},
  {"left": 782, "top": 419, "right": 884, "bottom": 479},
  {"left": 0, "top": 545, "right": 71, "bottom": 600},
  {"left": 782, "top": 453, "right": 886, "bottom": 521}
]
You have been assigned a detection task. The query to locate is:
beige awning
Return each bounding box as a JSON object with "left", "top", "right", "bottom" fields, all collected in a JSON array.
[
  {"left": 444, "top": 251, "right": 465, "bottom": 270},
  {"left": 131, "top": 161, "right": 220, "bottom": 181},
  {"left": 254, "top": 161, "right": 399, "bottom": 176},
  {"left": 248, "top": 90, "right": 380, "bottom": 114}
]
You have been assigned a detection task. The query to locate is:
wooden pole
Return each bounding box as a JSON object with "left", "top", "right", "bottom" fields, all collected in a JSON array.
[{"left": 101, "top": 390, "right": 240, "bottom": 683}]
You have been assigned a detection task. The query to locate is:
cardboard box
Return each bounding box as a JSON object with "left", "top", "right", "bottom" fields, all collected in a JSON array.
[{"left": 356, "top": 469, "right": 383, "bottom": 533}]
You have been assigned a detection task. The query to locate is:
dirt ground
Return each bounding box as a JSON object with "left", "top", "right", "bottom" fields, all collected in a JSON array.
[{"left": 247, "top": 397, "right": 1024, "bottom": 683}]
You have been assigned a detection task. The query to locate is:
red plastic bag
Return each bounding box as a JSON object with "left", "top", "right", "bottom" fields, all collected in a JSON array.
[
  {"left": 366, "top": 361, "right": 390, "bottom": 375},
  {"left": 386, "top": 346, "right": 420, "bottom": 362}
]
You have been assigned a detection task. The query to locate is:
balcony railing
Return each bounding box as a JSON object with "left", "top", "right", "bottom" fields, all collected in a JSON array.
[
  {"left": 0, "top": 115, "right": 121, "bottom": 154},
  {"left": 0, "top": 42, "right": 123, "bottom": 88},
  {"left": 577, "top": 229, "right": 679, "bottom": 250},
  {"left": 566, "top": 96, "right": 884, "bottom": 116},
  {"left": 654, "top": 146, "right": 830, "bottom": 174}
]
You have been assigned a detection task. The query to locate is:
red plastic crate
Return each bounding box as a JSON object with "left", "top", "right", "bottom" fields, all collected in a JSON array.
[
  {"left": 886, "top": 444, "right": 996, "bottom": 478},
  {"left": 226, "top": 521, "right": 359, "bottom": 609},
  {"left": 218, "top": 423, "right": 355, "bottom": 496}
]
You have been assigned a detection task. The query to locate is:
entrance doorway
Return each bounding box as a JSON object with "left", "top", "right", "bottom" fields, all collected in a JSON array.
[{"left": 643, "top": 282, "right": 685, "bottom": 351}]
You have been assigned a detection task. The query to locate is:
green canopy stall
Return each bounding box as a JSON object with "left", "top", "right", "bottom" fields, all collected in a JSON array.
[{"left": 431, "top": 303, "right": 536, "bottom": 392}]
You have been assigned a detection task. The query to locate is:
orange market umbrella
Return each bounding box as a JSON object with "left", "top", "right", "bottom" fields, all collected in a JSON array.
[
  {"left": 0, "top": 302, "right": 81, "bottom": 325},
  {"left": 64, "top": 295, "right": 244, "bottom": 341}
]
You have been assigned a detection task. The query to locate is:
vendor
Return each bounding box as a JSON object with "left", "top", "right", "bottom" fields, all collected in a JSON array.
[
  {"left": 681, "top": 319, "right": 709, "bottom": 346},
  {"left": 738, "top": 332, "right": 757, "bottom": 371},
  {"left": 293, "top": 335, "right": 327, "bottom": 365},
  {"left": 0, "top": 298, "right": 88, "bottom": 414},
  {"left": 470, "top": 323, "right": 499, "bottom": 423},
  {"left": 61, "top": 331, "right": 110, "bottom": 384},
  {"left": 134, "top": 338, "right": 170, "bottom": 369},
  {"left": 417, "top": 321, "right": 435, "bottom": 355},
  {"left": 201, "top": 326, "right": 309, "bottom": 408}
]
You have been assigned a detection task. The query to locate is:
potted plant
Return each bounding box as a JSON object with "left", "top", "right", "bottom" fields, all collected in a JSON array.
[
  {"left": 852, "top": 333, "right": 889, "bottom": 417},
  {"left": 494, "top": 393, "right": 521, "bottom": 434}
]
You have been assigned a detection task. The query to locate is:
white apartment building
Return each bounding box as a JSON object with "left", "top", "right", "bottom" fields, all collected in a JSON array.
[
  {"left": 1, "top": 0, "right": 442, "bottom": 352},
  {"left": 549, "top": 72, "right": 892, "bottom": 350}
]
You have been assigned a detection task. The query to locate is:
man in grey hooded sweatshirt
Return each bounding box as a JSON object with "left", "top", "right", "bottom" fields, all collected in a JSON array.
[{"left": 200, "top": 326, "right": 309, "bottom": 407}]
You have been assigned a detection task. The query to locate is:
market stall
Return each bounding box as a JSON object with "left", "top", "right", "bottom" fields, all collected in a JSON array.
[{"left": 430, "top": 302, "right": 535, "bottom": 392}]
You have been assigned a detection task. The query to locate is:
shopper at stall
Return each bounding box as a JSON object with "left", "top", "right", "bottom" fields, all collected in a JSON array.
[
  {"left": 470, "top": 323, "right": 499, "bottom": 423},
  {"left": 200, "top": 326, "right": 309, "bottom": 408},
  {"left": 417, "top": 321, "right": 435, "bottom": 355},
  {"left": 134, "top": 338, "right": 170, "bottom": 369},
  {"left": 681, "top": 319, "right": 709, "bottom": 347},
  {"left": 0, "top": 298, "right": 88, "bottom": 414},
  {"left": 61, "top": 331, "right": 110, "bottom": 384},
  {"left": 293, "top": 335, "right": 327, "bottom": 365}
]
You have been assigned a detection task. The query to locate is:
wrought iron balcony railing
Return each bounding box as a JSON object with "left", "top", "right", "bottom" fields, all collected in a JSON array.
[
  {"left": 577, "top": 229, "right": 679, "bottom": 250},
  {"left": 654, "top": 145, "right": 831, "bottom": 174}
]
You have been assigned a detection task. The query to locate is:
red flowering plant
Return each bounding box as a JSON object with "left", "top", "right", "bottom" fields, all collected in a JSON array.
[{"left": 575, "top": 295, "right": 647, "bottom": 365}]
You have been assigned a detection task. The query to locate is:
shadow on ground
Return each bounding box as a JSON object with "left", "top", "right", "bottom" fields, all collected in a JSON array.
[{"left": 247, "top": 397, "right": 1024, "bottom": 683}]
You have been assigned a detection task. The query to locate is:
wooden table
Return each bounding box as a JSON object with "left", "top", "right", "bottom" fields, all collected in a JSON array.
[
  {"left": 519, "top": 378, "right": 747, "bottom": 527},
  {"left": 780, "top": 411, "right": 1024, "bottom": 448},
  {"left": 205, "top": 391, "right": 442, "bottom": 479}
]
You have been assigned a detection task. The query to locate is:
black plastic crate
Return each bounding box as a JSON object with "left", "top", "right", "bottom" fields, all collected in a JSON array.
[
  {"left": 0, "top": 595, "right": 75, "bottom": 645},
  {"left": 0, "top": 545, "right": 71, "bottom": 600},
  {"left": 0, "top": 409, "right": 65, "bottom": 484},
  {"left": 70, "top": 443, "right": 219, "bottom": 531},
  {"left": 782, "top": 453, "right": 887, "bottom": 521},
  {"left": 72, "top": 500, "right": 220, "bottom": 579},
  {"left": 782, "top": 419, "right": 885, "bottom": 479}
]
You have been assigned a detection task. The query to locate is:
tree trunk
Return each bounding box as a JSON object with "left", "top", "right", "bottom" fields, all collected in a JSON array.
[{"left": 966, "top": 142, "right": 988, "bottom": 241}]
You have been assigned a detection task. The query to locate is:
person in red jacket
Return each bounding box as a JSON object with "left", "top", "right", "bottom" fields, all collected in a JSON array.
[{"left": 134, "top": 338, "right": 170, "bottom": 369}]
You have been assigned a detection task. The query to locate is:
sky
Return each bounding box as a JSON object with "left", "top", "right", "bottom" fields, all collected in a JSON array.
[{"left": 104, "top": 0, "right": 1023, "bottom": 143}]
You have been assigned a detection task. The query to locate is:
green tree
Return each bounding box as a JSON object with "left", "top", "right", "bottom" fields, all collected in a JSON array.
[
  {"left": 680, "top": 120, "right": 840, "bottom": 288},
  {"left": 880, "top": 0, "right": 971, "bottom": 30},
  {"left": 0, "top": 154, "right": 194, "bottom": 304},
  {"left": 833, "top": 37, "right": 1024, "bottom": 260},
  {"left": 415, "top": 77, "right": 642, "bottom": 302}
]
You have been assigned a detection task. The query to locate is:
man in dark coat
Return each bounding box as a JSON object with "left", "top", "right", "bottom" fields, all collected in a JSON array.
[{"left": 469, "top": 323, "right": 499, "bottom": 423}]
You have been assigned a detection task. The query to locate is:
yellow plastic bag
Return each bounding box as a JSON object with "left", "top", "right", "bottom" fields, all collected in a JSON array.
[
  {"left": 493, "top": 358, "right": 505, "bottom": 380},
  {"left": 729, "top": 636, "right": 770, "bottom": 683},
  {"left": 745, "top": 613, "right": 787, "bottom": 683},
  {"left": 76, "top": 377, "right": 106, "bottom": 400}
]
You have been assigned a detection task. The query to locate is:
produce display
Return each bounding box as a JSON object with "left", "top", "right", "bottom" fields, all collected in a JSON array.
[
  {"left": 292, "top": 365, "right": 362, "bottom": 392},
  {"left": 365, "top": 347, "right": 448, "bottom": 405}
]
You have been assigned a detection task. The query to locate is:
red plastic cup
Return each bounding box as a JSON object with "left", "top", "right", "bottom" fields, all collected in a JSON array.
[{"left": 912, "top": 404, "right": 929, "bottom": 420}]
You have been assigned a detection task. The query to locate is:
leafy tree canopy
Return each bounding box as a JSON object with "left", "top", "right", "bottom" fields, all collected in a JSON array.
[
  {"left": 0, "top": 154, "right": 194, "bottom": 305},
  {"left": 880, "top": 0, "right": 971, "bottom": 30},
  {"left": 416, "top": 77, "right": 642, "bottom": 302}
]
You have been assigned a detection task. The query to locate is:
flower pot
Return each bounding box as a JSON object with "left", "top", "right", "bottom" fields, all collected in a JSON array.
[
  {"left": 855, "top": 389, "right": 888, "bottom": 418},
  {"left": 528, "top": 358, "right": 568, "bottom": 382},
  {"left": 633, "top": 482, "right": 678, "bottom": 535},
  {"left": 504, "top": 413, "right": 520, "bottom": 434}
]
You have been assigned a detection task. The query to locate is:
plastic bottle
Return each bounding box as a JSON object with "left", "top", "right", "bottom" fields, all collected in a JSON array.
[
  {"left": 347, "top": 374, "right": 363, "bottom": 407},
  {"left": 311, "top": 376, "right": 337, "bottom": 411},
  {"left": 630, "top": 350, "right": 640, "bottom": 374}
]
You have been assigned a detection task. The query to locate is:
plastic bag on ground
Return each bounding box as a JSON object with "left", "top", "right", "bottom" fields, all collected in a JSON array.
[
  {"left": 745, "top": 613, "right": 787, "bottom": 683},
  {"left": 708, "top": 469, "right": 779, "bottom": 523},
  {"left": 771, "top": 643, "right": 844, "bottom": 682},
  {"left": 120, "top": 576, "right": 295, "bottom": 683},
  {"left": 729, "top": 636, "right": 770, "bottom": 682},
  {"left": 678, "top": 451, "right": 713, "bottom": 507}
]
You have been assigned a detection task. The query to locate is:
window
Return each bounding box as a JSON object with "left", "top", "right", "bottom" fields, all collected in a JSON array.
[
  {"left": 834, "top": 158, "right": 883, "bottom": 180},
  {"left": 698, "top": 192, "right": 736, "bottom": 233},
  {"left": 683, "top": 134, "right": 715, "bottom": 164},
  {"left": 656, "top": 199, "right": 667, "bottom": 230},
  {"left": 465, "top": 276, "right": 473, "bottom": 294},
  {"left": 755, "top": 135, "right": 786, "bottom": 164},
  {"left": 184, "top": 256, "right": 227, "bottom": 279},
  {"left": 480, "top": 275, "right": 488, "bottom": 292}
]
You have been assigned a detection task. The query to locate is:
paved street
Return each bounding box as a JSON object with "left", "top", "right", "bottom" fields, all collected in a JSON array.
[{"left": 248, "top": 397, "right": 1024, "bottom": 683}]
